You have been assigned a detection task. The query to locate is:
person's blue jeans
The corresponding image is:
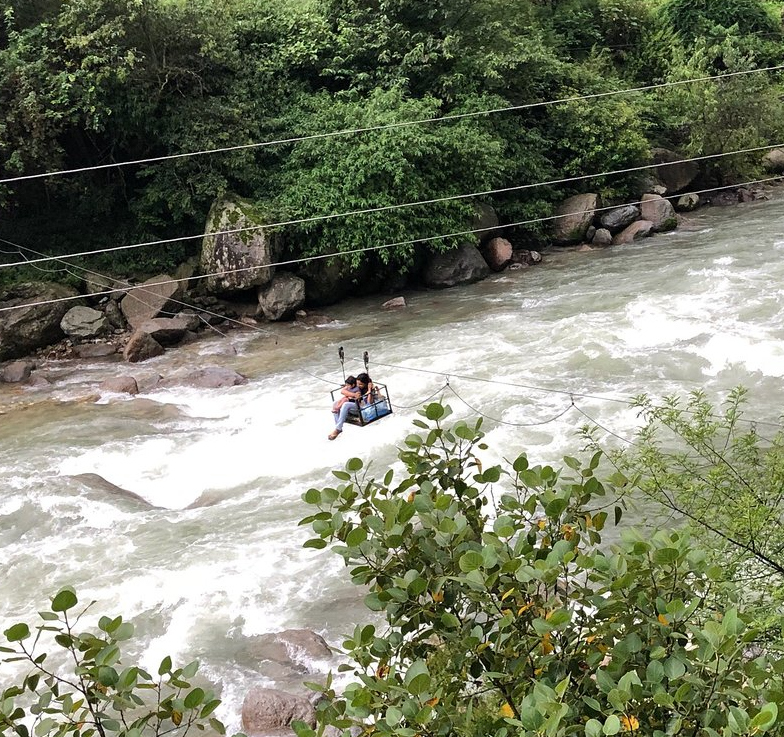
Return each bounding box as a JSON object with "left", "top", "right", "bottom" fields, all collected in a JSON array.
[{"left": 334, "top": 401, "right": 359, "bottom": 431}]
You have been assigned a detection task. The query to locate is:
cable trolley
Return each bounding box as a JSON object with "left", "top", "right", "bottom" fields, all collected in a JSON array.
[{"left": 330, "top": 347, "right": 393, "bottom": 427}]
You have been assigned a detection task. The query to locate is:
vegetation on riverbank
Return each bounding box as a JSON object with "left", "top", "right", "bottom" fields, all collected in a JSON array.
[
  {"left": 2, "top": 0, "right": 784, "bottom": 287},
  {"left": 299, "top": 398, "right": 784, "bottom": 737}
]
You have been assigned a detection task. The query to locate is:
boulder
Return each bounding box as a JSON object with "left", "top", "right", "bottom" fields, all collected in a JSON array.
[
  {"left": 243, "top": 630, "right": 332, "bottom": 670},
  {"left": 242, "top": 689, "right": 315, "bottom": 736},
  {"left": 612, "top": 220, "right": 654, "bottom": 245},
  {"left": 676, "top": 193, "right": 700, "bottom": 212},
  {"left": 123, "top": 331, "right": 165, "bottom": 363},
  {"left": 2, "top": 360, "right": 34, "bottom": 383},
  {"left": 481, "top": 237, "right": 513, "bottom": 272},
  {"left": 75, "top": 343, "right": 117, "bottom": 359},
  {"left": 0, "top": 282, "right": 81, "bottom": 361},
  {"left": 585, "top": 225, "right": 596, "bottom": 242},
  {"left": 651, "top": 148, "right": 698, "bottom": 194},
  {"left": 710, "top": 191, "right": 739, "bottom": 207},
  {"left": 163, "top": 366, "right": 248, "bottom": 389},
  {"left": 200, "top": 196, "right": 277, "bottom": 294},
  {"left": 471, "top": 202, "right": 500, "bottom": 242},
  {"left": 382, "top": 297, "right": 406, "bottom": 310},
  {"left": 299, "top": 256, "right": 356, "bottom": 307},
  {"left": 120, "top": 275, "right": 183, "bottom": 330},
  {"left": 104, "top": 300, "right": 127, "bottom": 330},
  {"left": 762, "top": 148, "right": 784, "bottom": 173},
  {"left": 257, "top": 273, "right": 306, "bottom": 321},
  {"left": 640, "top": 194, "right": 677, "bottom": 232},
  {"left": 422, "top": 243, "right": 490, "bottom": 289},
  {"left": 592, "top": 228, "right": 613, "bottom": 247},
  {"left": 738, "top": 187, "right": 754, "bottom": 203},
  {"left": 173, "top": 311, "right": 201, "bottom": 332},
  {"left": 552, "top": 193, "right": 599, "bottom": 245},
  {"left": 599, "top": 205, "right": 640, "bottom": 234},
  {"left": 69, "top": 473, "right": 155, "bottom": 508},
  {"left": 137, "top": 317, "right": 194, "bottom": 346},
  {"left": 511, "top": 249, "right": 542, "bottom": 266},
  {"left": 100, "top": 376, "right": 139, "bottom": 395},
  {"left": 61, "top": 306, "right": 110, "bottom": 340}
]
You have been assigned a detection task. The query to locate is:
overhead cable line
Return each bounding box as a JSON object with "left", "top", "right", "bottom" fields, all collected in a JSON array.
[
  {"left": 1, "top": 142, "right": 782, "bottom": 270},
  {"left": 2, "top": 173, "right": 782, "bottom": 315},
  {"left": 2, "top": 64, "right": 783, "bottom": 186},
  {"left": 347, "top": 356, "right": 784, "bottom": 432}
]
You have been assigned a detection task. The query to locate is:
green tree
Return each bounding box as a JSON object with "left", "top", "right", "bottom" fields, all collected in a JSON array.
[
  {"left": 602, "top": 387, "right": 784, "bottom": 631},
  {"left": 0, "top": 588, "right": 227, "bottom": 737},
  {"left": 298, "top": 403, "right": 784, "bottom": 737}
]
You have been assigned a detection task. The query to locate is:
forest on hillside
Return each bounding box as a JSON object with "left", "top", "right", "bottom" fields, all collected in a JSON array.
[{"left": 1, "top": 0, "right": 783, "bottom": 283}]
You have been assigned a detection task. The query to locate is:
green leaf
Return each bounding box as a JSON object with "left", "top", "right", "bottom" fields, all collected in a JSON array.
[
  {"left": 749, "top": 703, "right": 778, "bottom": 732},
  {"left": 182, "top": 660, "right": 199, "bottom": 679},
  {"left": 304, "top": 538, "right": 327, "bottom": 549},
  {"left": 346, "top": 527, "right": 367, "bottom": 547},
  {"left": 184, "top": 688, "right": 205, "bottom": 709},
  {"left": 664, "top": 656, "right": 686, "bottom": 680},
  {"left": 51, "top": 590, "right": 77, "bottom": 613},
  {"left": 653, "top": 548, "right": 679, "bottom": 565},
  {"left": 303, "top": 489, "right": 321, "bottom": 505},
  {"left": 404, "top": 660, "right": 430, "bottom": 695},
  {"left": 586, "top": 719, "right": 603, "bottom": 737},
  {"left": 113, "top": 622, "right": 134, "bottom": 641},
  {"left": 4, "top": 624, "right": 30, "bottom": 642},
  {"left": 158, "top": 656, "right": 172, "bottom": 676},
  {"left": 424, "top": 403, "right": 445, "bottom": 420},
  {"left": 603, "top": 714, "right": 621, "bottom": 735},
  {"left": 459, "top": 551, "right": 484, "bottom": 572},
  {"left": 346, "top": 458, "right": 363, "bottom": 472}
]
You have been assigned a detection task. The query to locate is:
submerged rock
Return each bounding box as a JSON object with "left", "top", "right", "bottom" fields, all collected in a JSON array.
[
  {"left": 69, "top": 473, "right": 156, "bottom": 509},
  {"left": 241, "top": 688, "right": 316, "bottom": 736},
  {"left": 99, "top": 376, "right": 139, "bottom": 395},
  {"left": 241, "top": 630, "right": 332, "bottom": 671},
  {"left": 160, "top": 366, "right": 248, "bottom": 389}
]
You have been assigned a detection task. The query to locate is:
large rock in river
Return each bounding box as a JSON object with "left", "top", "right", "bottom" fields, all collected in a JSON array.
[
  {"left": 242, "top": 688, "right": 315, "bottom": 736},
  {"left": 640, "top": 193, "right": 677, "bottom": 232},
  {"left": 120, "top": 275, "right": 184, "bottom": 330},
  {"left": 552, "top": 193, "right": 600, "bottom": 245},
  {"left": 0, "top": 282, "right": 81, "bottom": 361},
  {"left": 257, "top": 273, "right": 305, "bottom": 321},
  {"left": 200, "top": 196, "right": 277, "bottom": 294},
  {"left": 599, "top": 205, "right": 640, "bottom": 234},
  {"left": 422, "top": 243, "right": 489, "bottom": 289},
  {"left": 61, "top": 306, "right": 110, "bottom": 339},
  {"left": 612, "top": 220, "right": 653, "bottom": 245}
]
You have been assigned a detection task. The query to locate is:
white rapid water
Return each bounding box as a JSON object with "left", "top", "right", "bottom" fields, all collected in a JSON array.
[{"left": 2, "top": 195, "right": 784, "bottom": 727}]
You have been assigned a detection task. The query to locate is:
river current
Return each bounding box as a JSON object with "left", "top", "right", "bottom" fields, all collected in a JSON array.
[{"left": 1, "top": 196, "right": 784, "bottom": 726}]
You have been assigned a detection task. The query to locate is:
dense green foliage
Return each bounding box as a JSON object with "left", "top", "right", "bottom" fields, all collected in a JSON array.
[
  {"left": 299, "top": 403, "right": 784, "bottom": 737},
  {"left": 0, "top": 588, "right": 226, "bottom": 737},
  {"left": 1, "top": 0, "right": 783, "bottom": 282}
]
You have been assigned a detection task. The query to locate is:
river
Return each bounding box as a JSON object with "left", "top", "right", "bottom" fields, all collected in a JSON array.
[{"left": 1, "top": 195, "right": 784, "bottom": 727}]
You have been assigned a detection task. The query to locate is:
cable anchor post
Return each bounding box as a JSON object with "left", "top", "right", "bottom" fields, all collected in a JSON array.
[{"left": 338, "top": 346, "right": 346, "bottom": 381}]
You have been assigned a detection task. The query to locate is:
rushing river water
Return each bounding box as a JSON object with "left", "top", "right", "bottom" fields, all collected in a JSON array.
[{"left": 2, "top": 195, "right": 784, "bottom": 726}]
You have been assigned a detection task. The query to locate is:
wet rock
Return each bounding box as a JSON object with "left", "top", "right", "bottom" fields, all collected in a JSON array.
[
  {"left": 83, "top": 273, "right": 125, "bottom": 302},
  {"left": 552, "top": 193, "right": 599, "bottom": 245},
  {"left": 100, "top": 376, "right": 139, "bottom": 395},
  {"left": 174, "top": 311, "right": 201, "bottom": 331},
  {"left": 422, "top": 243, "right": 489, "bottom": 289},
  {"left": 120, "top": 275, "right": 184, "bottom": 330},
  {"left": 612, "top": 220, "right": 654, "bottom": 245},
  {"left": 762, "top": 148, "right": 784, "bottom": 173},
  {"left": 123, "top": 331, "right": 165, "bottom": 363},
  {"left": 585, "top": 225, "right": 596, "bottom": 242},
  {"left": 382, "top": 297, "right": 406, "bottom": 310},
  {"left": 162, "top": 366, "right": 247, "bottom": 389},
  {"left": 200, "top": 196, "right": 277, "bottom": 294},
  {"left": 69, "top": 473, "right": 155, "bottom": 508},
  {"left": 651, "top": 148, "right": 699, "bottom": 193},
  {"left": 61, "top": 306, "right": 110, "bottom": 339},
  {"left": 592, "top": 228, "right": 613, "bottom": 247},
  {"left": 75, "top": 343, "right": 117, "bottom": 359},
  {"left": 299, "top": 256, "right": 358, "bottom": 307},
  {"left": 709, "top": 191, "right": 739, "bottom": 207},
  {"left": 257, "top": 273, "right": 306, "bottom": 321},
  {"left": 599, "top": 205, "right": 640, "bottom": 234},
  {"left": 511, "top": 249, "right": 542, "bottom": 266},
  {"left": 0, "top": 282, "right": 81, "bottom": 361},
  {"left": 242, "top": 630, "right": 332, "bottom": 670},
  {"left": 738, "top": 187, "right": 754, "bottom": 203},
  {"left": 2, "top": 360, "right": 34, "bottom": 383},
  {"left": 241, "top": 688, "right": 316, "bottom": 736},
  {"left": 640, "top": 194, "right": 677, "bottom": 232},
  {"left": 676, "top": 193, "right": 700, "bottom": 212},
  {"left": 137, "top": 317, "right": 194, "bottom": 346},
  {"left": 481, "top": 237, "right": 513, "bottom": 272}
]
